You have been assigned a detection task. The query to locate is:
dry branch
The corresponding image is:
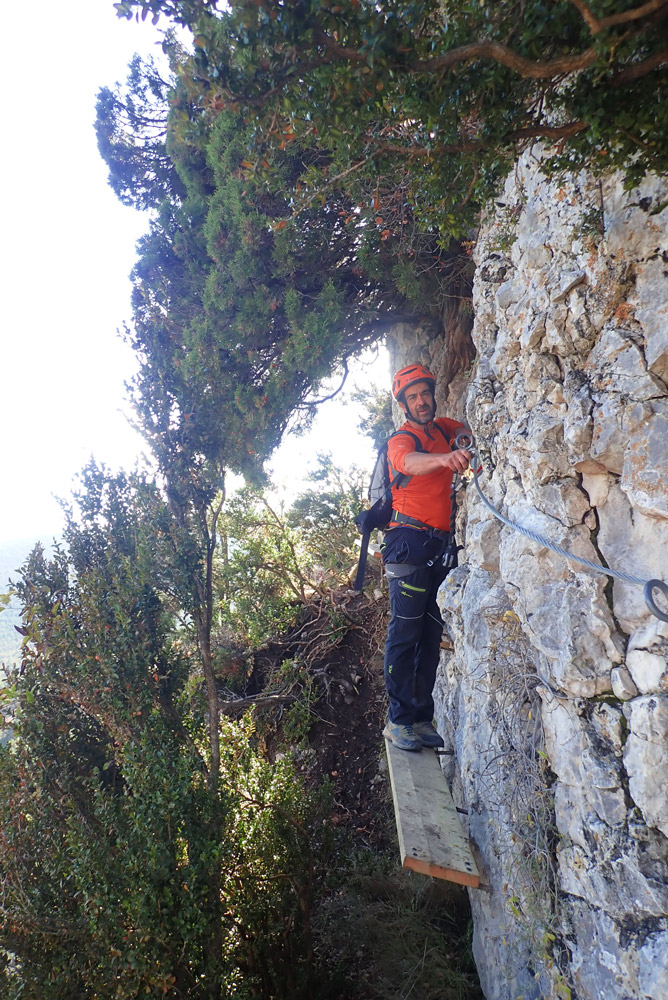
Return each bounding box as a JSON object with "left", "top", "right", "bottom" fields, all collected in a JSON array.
[{"left": 219, "top": 691, "right": 297, "bottom": 715}]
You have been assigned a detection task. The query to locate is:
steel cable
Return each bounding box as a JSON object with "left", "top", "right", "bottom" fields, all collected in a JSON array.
[{"left": 454, "top": 434, "right": 668, "bottom": 623}]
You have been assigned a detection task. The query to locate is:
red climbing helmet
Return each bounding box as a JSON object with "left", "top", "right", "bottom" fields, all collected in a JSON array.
[{"left": 391, "top": 364, "right": 436, "bottom": 405}]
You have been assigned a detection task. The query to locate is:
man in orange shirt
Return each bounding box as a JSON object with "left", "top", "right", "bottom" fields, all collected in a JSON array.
[{"left": 382, "top": 365, "right": 471, "bottom": 751}]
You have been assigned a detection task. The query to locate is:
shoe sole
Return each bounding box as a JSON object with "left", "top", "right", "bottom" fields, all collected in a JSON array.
[{"left": 383, "top": 729, "right": 423, "bottom": 752}]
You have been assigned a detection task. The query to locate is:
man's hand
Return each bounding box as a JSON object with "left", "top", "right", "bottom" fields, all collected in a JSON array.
[
  {"left": 402, "top": 449, "right": 472, "bottom": 475},
  {"left": 441, "top": 449, "right": 472, "bottom": 473}
]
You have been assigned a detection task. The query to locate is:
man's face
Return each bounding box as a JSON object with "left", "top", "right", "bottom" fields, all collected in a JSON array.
[{"left": 404, "top": 381, "right": 435, "bottom": 424}]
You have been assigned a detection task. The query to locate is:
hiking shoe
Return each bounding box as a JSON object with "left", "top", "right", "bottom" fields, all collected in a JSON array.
[
  {"left": 413, "top": 721, "right": 445, "bottom": 748},
  {"left": 383, "top": 722, "right": 422, "bottom": 752}
]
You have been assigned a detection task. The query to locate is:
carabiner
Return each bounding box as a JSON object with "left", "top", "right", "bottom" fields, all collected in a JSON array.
[{"left": 454, "top": 431, "right": 475, "bottom": 452}]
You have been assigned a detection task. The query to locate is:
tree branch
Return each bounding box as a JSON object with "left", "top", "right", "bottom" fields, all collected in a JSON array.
[
  {"left": 612, "top": 46, "right": 668, "bottom": 84},
  {"left": 459, "top": 165, "right": 480, "bottom": 210},
  {"left": 219, "top": 691, "right": 296, "bottom": 715},
  {"left": 600, "top": 0, "right": 668, "bottom": 29},
  {"left": 291, "top": 158, "right": 370, "bottom": 211},
  {"left": 413, "top": 40, "right": 598, "bottom": 78},
  {"left": 368, "top": 120, "right": 588, "bottom": 159},
  {"left": 566, "top": 0, "right": 601, "bottom": 33},
  {"left": 366, "top": 138, "right": 475, "bottom": 156},
  {"left": 229, "top": 12, "right": 665, "bottom": 122},
  {"left": 312, "top": 27, "right": 598, "bottom": 80},
  {"left": 571, "top": 0, "right": 668, "bottom": 33},
  {"left": 618, "top": 126, "right": 654, "bottom": 151},
  {"left": 299, "top": 361, "right": 349, "bottom": 407},
  {"left": 509, "top": 121, "right": 589, "bottom": 140}
]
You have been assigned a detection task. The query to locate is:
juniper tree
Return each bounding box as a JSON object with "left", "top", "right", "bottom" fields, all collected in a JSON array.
[{"left": 113, "top": 0, "right": 668, "bottom": 235}]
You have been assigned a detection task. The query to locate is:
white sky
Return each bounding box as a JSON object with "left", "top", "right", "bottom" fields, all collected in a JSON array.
[
  {"left": 1, "top": 1, "right": 160, "bottom": 544},
  {"left": 0, "top": 0, "right": 383, "bottom": 557}
]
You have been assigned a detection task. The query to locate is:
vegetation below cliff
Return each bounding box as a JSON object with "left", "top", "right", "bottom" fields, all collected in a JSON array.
[
  {"left": 2, "top": 2, "right": 667, "bottom": 997},
  {"left": 0, "top": 478, "right": 480, "bottom": 998}
]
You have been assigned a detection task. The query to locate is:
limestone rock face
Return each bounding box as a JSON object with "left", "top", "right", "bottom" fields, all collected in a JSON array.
[
  {"left": 410, "top": 158, "right": 668, "bottom": 999},
  {"left": 623, "top": 696, "right": 668, "bottom": 839}
]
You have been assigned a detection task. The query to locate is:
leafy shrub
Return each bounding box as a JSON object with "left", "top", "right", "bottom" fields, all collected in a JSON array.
[
  {"left": 215, "top": 458, "right": 365, "bottom": 648},
  {"left": 0, "top": 467, "right": 336, "bottom": 1000}
]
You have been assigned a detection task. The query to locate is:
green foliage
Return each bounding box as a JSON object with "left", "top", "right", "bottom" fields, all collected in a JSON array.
[
  {"left": 0, "top": 539, "right": 46, "bottom": 667},
  {"left": 0, "top": 592, "right": 19, "bottom": 667},
  {"left": 0, "top": 466, "right": 335, "bottom": 1000},
  {"left": 95, "top": 52, "right": 182, "bottom": 211},
  {"left": 215, "top": 458, "right": 365, "bottom": 648},
  {"left": 286, "top": 455, "right": 366, "bottom": 587},
  {"left": 576, "top": 203, "right": 605, "bottom": 243},
  {"left": 275, "top": 659, "right": 318, "bottom": 745},
  {"left": 97, "top": 55, "right": 437, "bottom": 487},
  {"left": 351, "top": 385, "right": 395, "bottom": 452},
  {"left": 115, "top": 0, "right": 668, "bottom": 241},
  {"left": 100, "top": 2, "right": 667, "bottom": 458},
  {"left": 216, "top": 485, "right": 305, "bottom": 648}
]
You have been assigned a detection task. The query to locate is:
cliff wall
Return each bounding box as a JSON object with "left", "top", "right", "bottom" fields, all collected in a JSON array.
[{"left": 390, "top": 157, "right": 668, "bottom": 999}]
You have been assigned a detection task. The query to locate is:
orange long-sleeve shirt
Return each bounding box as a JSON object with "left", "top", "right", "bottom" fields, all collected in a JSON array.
[{"left": 387, "top": 417, "right": 467, "bottom": 532}]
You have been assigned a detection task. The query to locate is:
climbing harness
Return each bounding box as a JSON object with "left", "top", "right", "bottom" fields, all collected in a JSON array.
[{"left": 454, "top": 432, "right": 668, "bottom": 624}]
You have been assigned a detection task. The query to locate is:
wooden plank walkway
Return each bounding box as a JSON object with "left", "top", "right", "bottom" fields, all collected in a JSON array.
[{"left": 385, "top": 739, "right": 480, "bottom": 888}]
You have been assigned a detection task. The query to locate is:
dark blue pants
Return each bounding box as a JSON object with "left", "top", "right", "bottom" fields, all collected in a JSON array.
[{"left": 382, "top": 527, "right": 448, "bottom": 726}]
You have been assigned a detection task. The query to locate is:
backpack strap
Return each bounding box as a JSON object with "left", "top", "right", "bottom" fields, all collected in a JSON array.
[
  {"left": 388, "top": 429, "right": 423, "bottom": 452},
  {"left": 431, "top": 422, "right": 452, "bottom": 446},
  {"left": 354, "top": 431, "right": 430, "bottom": 591},
  {"left": 387, "top": 430, "right": 423, "bottom": 490},
  {"left": 353, "top": 524, "right": 372, "bottom": 591}
]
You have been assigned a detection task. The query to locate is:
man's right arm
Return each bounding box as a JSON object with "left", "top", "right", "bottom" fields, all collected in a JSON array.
[{"left": 402, "top": 449, "right": 471, "bottom": 475}]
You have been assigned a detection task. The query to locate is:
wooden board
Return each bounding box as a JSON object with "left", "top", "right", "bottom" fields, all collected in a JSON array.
[{"left": 385, "top": 739, "right": 480, "bottom": 887}]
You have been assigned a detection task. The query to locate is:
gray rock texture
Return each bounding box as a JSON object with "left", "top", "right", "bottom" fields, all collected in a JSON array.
[{"left": 392, "top": 156, "right": 668, "bottom": 999}]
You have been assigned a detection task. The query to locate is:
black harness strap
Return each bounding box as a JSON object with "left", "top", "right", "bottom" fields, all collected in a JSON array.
[{"left": 390, "top": 510, "right": 450, "bottom": 539}]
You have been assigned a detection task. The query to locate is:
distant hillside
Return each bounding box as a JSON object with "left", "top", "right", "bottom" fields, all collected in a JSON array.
[
  {"left": 0, "top": 593, "right": 21, "bottom": 667},
  {"left": 0, "top": 536, "right": 57, "bottom": 667}
]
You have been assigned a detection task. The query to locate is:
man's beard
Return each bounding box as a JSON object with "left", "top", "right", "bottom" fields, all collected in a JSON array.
[{"left": 407, "top": 401, "right": 435, "bottom": 424}]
